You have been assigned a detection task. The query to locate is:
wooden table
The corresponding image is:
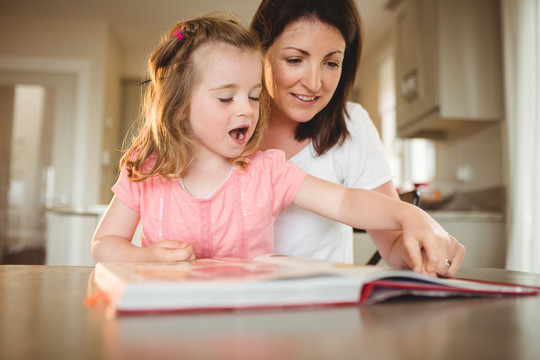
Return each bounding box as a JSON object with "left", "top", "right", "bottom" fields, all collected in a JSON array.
[{"left": 1, "top": 265, "right": 540, "bottom": 360}]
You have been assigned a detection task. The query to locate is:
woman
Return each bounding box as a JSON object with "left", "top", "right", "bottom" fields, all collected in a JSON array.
[{"left": 251, "top": 0, "right": 464, "bottom": 270}]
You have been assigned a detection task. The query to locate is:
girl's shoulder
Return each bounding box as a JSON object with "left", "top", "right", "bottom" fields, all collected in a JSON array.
[
  {"left": 244, "top": 149, "right": 306, "bottom": 178},
  {"left": 119, "top": 153, "right": 164, "bottom": 184},
  {"left": 123, "top": 149, "right": 158, "bottom": 172},
  {"left": 246, "top": 149, "right": 289, "bottom": 167},
  {"left": 140, "top": 154, "right": 159, "bottom": 173},
  {"left": 243, "top": 149, "right": 306, "bottom": 187}
]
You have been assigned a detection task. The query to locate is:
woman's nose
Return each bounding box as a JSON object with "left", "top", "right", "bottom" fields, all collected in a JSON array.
[{"left": 301, "top": 65, "right": 322, "bottom": 92}]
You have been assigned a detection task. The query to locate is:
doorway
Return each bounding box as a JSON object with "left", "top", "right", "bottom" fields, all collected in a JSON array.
[{"left": 0, "top": 72, "right": 76, "bottom": 264}]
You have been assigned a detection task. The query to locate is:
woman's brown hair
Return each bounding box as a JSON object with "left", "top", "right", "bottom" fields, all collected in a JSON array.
[
  {"left": 122, "top": 14, "right": 268, "bottom": 182},
  {"left": 251, "top": 0, "right": 363, "bottom": 155}
]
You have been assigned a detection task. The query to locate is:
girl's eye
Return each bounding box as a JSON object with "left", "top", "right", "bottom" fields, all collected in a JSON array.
[
  {"left": 249, "top": 96, "right": 260, "bottom": 102},
  {"left": 219, "top": 98, "right": 233, "bottom": 103}
]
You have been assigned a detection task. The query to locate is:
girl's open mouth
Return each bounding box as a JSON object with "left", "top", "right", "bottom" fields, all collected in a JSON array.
[{"left": 229, "top": 126, "right": 249, "bottom": 142}]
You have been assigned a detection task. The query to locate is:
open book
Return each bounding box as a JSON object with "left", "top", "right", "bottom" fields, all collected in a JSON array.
[{"left": 91, "top": 254, "right": 538, "bottom": 314}]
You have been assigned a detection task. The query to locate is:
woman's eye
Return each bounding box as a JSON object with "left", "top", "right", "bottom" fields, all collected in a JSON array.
[
  {"left": 325, "top": 61, "right": 341, "bottom": 69},
  {"left": 285, "top": 58, "right": 302, "bottom": 65}
]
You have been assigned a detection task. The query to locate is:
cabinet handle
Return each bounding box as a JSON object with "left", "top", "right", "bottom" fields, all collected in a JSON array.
[{"left": 401, "top": 69, "right": 418, "bottom": 102}]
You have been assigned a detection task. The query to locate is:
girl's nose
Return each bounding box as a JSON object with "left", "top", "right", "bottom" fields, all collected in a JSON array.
[{"left": 236, "top": 97, "right": 256, "bottom": 117}]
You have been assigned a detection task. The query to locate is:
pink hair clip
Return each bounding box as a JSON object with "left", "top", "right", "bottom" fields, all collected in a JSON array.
[{"left": 173, "top": 27, "right": 184, "bottom": 42}]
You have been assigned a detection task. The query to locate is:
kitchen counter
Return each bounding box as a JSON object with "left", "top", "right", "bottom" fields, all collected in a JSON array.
[
  {"left": 429, "top": 210, "right": 506, "bottom": 268},
  {"left": 428, "top": 210, "right": 504, "bottom": 222},
  {"left": 354, "top": 209, "right": 506, "bottom": 268}
]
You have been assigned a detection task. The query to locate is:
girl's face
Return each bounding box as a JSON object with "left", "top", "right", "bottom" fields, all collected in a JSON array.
[
  {"left": 189, "top": 43, "right": 262, "bottom": 161},
  {"left": 264, "top": 19, "right": 346, "bottom": 124}
]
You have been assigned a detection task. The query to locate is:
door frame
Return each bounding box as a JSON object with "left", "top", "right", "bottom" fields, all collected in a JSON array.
[{"left": 0, "top": 57, "right": 97, "bottom": 265}]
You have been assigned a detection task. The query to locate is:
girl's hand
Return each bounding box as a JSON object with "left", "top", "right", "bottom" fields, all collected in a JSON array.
[
  {"left": 401, "top": 207, "right": 465, "bottom": 277},
  {"left": 145, "top": 240, "right": 196, "bottom": 262}
]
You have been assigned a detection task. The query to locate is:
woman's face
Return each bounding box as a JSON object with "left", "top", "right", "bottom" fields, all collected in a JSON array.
[{"left": 264, "top": 18, "right": 346, "bottom": 124}]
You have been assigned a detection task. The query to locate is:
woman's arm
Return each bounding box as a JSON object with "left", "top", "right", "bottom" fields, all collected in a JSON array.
[
  {"left": 91, "top": 196, "right": 195, "bottom": 263},
  {"left": 292, "top": 175, "right": 465, "bottom": 276}
]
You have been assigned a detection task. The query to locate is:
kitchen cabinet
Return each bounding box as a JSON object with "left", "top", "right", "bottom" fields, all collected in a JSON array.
[
  {"left": 394, "top": 0, "right": 504, "bottom": 138},
  {"left": 353, "top": 211, "right": 506, "bottom": 268},
  {"left": 429, "top": 211, "right": 506, "bottom": 268}
]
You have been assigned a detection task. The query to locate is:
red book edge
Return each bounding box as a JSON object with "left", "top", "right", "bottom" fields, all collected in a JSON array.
[{"left": 359, "top": 277, "right": 539, "bottom": 305}]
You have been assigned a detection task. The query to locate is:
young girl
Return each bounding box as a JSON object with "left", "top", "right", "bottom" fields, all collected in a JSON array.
[{"left": 91, "top": 14, "right": 464, "bottom": 277}]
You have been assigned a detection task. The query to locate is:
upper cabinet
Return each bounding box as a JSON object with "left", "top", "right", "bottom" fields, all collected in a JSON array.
[{"left": 394, "top": 0, "right": 504, "bottom": 138}]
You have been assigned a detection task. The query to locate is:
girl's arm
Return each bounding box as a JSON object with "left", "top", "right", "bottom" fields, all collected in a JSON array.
[
  {"left": 292, "top": 175, "right": 465, "bottom": 276},
  {"left": 364, "top": 181, "right": 413, "bottom": 269},
  {"left": 91, "top": 196, "right": 195, "bottom": 263}
]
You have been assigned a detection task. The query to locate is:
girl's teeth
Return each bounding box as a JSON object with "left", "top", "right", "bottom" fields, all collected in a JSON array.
[
  {"left": 230, "top": 128, "right": 246, "bottom": 140},
  {"left": 297, "top": 95, "right": 316, "bottom": 101}
]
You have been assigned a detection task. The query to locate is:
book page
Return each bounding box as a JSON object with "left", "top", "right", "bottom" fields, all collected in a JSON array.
[
  {"left": 254, "top": 254, "right": 538, "bottom": 295},
  {"left": 254, "top": 254, "right": 411, "bottom": 281},
  {"left": 97, "top": 258, "right": 342, "bottom": 285}
]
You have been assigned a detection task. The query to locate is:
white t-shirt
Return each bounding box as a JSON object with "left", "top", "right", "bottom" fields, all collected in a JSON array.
[{"left": 274, "top": 102, "right": 393, "bottom": 263}]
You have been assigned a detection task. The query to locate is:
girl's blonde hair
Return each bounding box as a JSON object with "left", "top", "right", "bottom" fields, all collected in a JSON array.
[{"left": 122, "top": 14, "right": 268, "bottom": 182}]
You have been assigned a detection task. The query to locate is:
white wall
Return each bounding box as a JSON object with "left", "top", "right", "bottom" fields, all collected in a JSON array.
[
  {"left": 100, "top": 32, "right": 123, "bottom": 204},
  {"left": 0, "top": 15, "right": 117, "bottom": 207},
  {"left": 433, "top": 124, "right": 505, "bottom": 194},
  {"left": 354, "top": 30, "right": 395, "bottom": 133}
]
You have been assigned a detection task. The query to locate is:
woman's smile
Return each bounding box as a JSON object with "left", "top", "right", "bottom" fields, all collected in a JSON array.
[{"left": 292, "top": 93, "right": 318, "bottom": 102}]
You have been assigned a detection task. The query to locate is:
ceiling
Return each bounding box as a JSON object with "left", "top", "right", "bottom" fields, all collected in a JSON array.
[{"left": 0, "top": 0, "right": 394, "bottom": 59}]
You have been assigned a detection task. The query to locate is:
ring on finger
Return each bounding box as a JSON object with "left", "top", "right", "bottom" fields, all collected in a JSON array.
[{"left": 444, "top": 258, "right": 452, "bottom": 267}]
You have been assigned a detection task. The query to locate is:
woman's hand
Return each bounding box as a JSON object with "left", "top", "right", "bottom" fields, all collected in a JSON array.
[
  {"left": 145, "top": 240, "right": 196, "bottom": 262},
  {"left": 400, "top": 206, "right": 465, "bottom": 276}
]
